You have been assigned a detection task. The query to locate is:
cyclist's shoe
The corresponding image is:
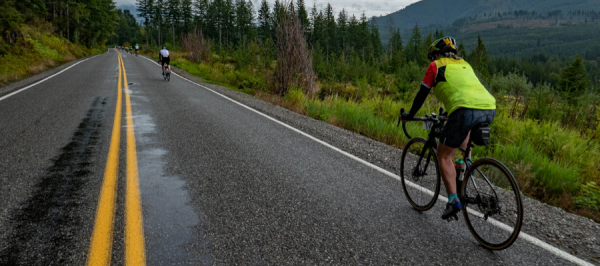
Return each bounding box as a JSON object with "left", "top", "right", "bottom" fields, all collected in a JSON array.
[{"left": 442, "top": 198, "right": 462, "bottom": 221}]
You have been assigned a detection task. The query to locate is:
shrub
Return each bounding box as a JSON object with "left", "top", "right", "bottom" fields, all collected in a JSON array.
[
  {"left": 180, "top": 29, "right": 210, "bottom": 63},
  {"left": 576, "top": 182, "right": 600, "bottom": 211}
]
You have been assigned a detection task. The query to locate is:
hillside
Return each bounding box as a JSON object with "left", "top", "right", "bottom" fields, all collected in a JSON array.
[
  {"left": 0, "top": 0, "right": 112, "bottom": 86},
  {"left": 374, "top": 0, "right": 600, "bottom": 29}
]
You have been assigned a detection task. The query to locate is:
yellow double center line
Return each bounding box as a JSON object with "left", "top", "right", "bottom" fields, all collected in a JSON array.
[{"left": 87, "top": 51, "right": 146, "bottom": 266}]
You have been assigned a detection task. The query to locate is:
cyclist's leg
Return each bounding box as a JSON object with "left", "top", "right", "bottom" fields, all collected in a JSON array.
[
  {"left": 437, "top": 144, "right": 459, "bottom": 194},
  {"left": 438, "top": 109, "right": 471, "bottom": 195}
]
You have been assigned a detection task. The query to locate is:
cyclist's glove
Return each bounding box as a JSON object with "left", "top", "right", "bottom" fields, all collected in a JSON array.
[{"left": 407, "top": 83, "right": 432, "bottom": 118}]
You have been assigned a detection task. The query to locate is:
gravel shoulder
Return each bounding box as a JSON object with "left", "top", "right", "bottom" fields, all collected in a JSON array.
[{"left": 167, "top": 61, "right": 600, "bottom": 265}]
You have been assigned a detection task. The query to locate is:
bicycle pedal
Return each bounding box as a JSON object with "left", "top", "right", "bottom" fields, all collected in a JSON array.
[{"left": 446, "top": 213, "right": 459, "bottom": 222}]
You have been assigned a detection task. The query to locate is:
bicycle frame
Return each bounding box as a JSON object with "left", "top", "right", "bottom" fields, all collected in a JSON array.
[{"left": 398, "top": 107, "right": 501, "bottom": 217}]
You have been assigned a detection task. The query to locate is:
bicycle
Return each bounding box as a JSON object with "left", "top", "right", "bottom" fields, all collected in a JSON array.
[
  {"left": 163, "top": 65, "right": 171, "bottom": 81},
  {"left": 397, "top": 107, "right": 523, "bottom": 250}
]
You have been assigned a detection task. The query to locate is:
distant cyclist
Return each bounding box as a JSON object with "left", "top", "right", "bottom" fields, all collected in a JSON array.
[
  {"left": 402, "top": 37, "right": 496, "bottom": 220},
  {"left": 158, "top": 46, "right": 171, "bottom": 76},
  {"left": 135, "top": 44, "right": 139, "bottom": 56}
]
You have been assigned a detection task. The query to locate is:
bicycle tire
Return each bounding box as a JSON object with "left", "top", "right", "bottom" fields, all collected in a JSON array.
[
  {"left": 166, "top": 72, "right": 170, "bottom": 81},
  {"left": 400, "top": 137, "right": 441, "bottom": 211},
  {"left": 461, "top": 158, "right": 523, "bottom": 250}
]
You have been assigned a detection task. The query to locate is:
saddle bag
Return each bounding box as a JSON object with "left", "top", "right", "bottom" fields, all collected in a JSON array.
[{"left": 471, "top": 124, "right": 491, "bottom": 146}]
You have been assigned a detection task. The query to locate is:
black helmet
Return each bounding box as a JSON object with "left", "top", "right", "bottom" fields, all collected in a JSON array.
[
  {"left": 427, "top": 36, "right": 458, "bottom": 61},
  {"left": 162, "top": 46, "right": 166, "bottom": 49}
]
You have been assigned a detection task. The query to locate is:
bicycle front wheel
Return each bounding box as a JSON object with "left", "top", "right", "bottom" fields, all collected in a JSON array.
[
  {"left": 461, "top": 158, "right": 523, "bottom": 250},
  {"left": 400, "top": 137, "right": 441, "bottom": 211}
]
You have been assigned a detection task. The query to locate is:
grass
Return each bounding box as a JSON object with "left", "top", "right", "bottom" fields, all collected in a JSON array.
[
  {"left": 0, "top": 24, "right": 104, "bottom": 86},
  {"left": 144, "top": 48, "right": 600, "bottom": 221},
  {"left": 300, "top": 96, "right": 600, "bottom": 220}
]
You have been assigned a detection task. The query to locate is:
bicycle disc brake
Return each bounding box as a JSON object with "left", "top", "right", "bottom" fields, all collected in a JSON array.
[{"left": 411, "top": 166, "right": 426, "bottom": 182}]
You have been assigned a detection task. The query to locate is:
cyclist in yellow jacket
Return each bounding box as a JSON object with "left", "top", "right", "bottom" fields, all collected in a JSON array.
[{"left": 402, "top": 37, "right": 496, "bottom": 220}]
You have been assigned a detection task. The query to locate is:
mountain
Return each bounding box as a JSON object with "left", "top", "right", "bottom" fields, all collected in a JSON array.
[{"left": 374, "top": 0, "right": 600, "bottom": 29}]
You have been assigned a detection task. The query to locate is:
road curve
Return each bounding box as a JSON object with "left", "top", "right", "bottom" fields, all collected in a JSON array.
[{"left": 0, "top": 49, "right": 593, "bottom": 265}]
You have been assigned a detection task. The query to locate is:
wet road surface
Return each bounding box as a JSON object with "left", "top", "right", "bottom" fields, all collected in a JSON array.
[{"left": 0, "top": 49, "right": 594, "bottom": 265}]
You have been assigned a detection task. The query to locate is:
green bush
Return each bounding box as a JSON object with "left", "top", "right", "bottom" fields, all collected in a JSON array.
[{"left": 576, "top": 182, "right": 600, "bottom": 211}]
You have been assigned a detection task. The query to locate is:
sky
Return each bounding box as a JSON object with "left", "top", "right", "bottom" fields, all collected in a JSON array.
[{"left": 114, "top": 0, "right": 421, "bottom": 19}]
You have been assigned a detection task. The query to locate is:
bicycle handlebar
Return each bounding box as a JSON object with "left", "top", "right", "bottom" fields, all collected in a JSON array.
[{"left": 397, "top": 107, "right": 448, "bottom": 139}]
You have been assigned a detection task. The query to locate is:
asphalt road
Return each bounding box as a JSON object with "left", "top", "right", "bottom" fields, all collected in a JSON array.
[{"left": 0, "top": 49, "right": 593, "bottom": 265}]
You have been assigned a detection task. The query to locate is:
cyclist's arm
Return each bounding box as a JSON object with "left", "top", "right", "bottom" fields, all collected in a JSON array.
[
  {"left": 159, "top": 52, "right": 162, "bottom": 61},
  {"left": 407, "top": 83, "right": 432, "bottom": 118},
  {"left": 406, "top": 62, "right": 437, "bottom": 118}
]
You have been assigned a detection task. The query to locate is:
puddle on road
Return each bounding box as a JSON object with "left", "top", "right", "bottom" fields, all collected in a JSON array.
[{"left": 133, "top": 114, "right": 211, "bottom": 264}]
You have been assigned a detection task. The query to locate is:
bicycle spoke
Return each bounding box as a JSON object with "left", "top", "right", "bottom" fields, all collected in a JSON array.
[{"left": 462, "top": 159, "right": 523, "bottom": 250}]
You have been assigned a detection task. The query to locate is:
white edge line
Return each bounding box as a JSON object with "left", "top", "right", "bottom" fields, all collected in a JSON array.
[
  {"left": 0, "top": 54, "right": 101, "bottom": 102},
  {"left": 141, "top": 56, "right": 594, "bottom": 266}
]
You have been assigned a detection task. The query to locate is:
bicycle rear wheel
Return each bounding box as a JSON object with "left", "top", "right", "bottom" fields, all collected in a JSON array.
[
  {"left": 166, "top": 71, "right": 170, "bottom": 81},
  {"left": 400, "top": 137, "right": 441, "bottom": 211},
  {"left": 461, "top": 158, "right": 523, "bottom": 250}
]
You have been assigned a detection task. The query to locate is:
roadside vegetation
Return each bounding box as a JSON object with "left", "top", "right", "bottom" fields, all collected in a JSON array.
[{"left": 0, "top": 0, "right": 114, "bottom": 86}]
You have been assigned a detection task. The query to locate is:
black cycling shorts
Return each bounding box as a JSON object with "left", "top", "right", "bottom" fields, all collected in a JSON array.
[
  {"left": 135, "top": 49, "right": 139, "bottom": 52},
  {"left": 161, "top": 57, "right": 170, "bottom": 66},
  {"left": 440, "top": 108, "right": 495, "bottom": 148}
]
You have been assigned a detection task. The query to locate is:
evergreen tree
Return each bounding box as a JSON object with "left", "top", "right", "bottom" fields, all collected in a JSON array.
[
  {"left": 370, "top": 18, "right": 382, "bottom": 60},
  {"left": 389, "top": 29, "right": 404, "bottom": 73},
  {"left": 390, "top": 29, "right": 402, "bottom": 51},
  {"left": 236, "top": 0, "right": 255, "bottom": 44},
  {"left": 206, "top": 0, "right": 225, "bottom": 48},
  {"left": 558, "top": 54, "right": 589, "bottom": 100},
  {"left": 422, "top": 33, "right": 433, "bottom": 64},
  {"left": 457, "top": 40, "right": 466, "bottom": 58},
  {"left": 165, "top": 0, "right": 181, "bottom": 45},
  {"left": 359, "top": 11, "right": 371, "bottom": 59},
  {"left": 309, "top": 3, "right": 319, "bottom": 46},
  {"left": 337, "top": 9, "right": 348, "bottom": 54},
  {"left": 223, "top": 0, "right": 236, "bottom": 45},
  {"left": 193, "top": 0, "right": 209, "bottom": 30},
  {"left": 324, "top": 3, "right": 336, "bottom": 57},
  {"left": 296, "top": 0, "right": 309, "bottom": 30},
  {"left": 470, "top": 34, "right": 490, "bottom": 78},
  {"left": 273, "top": 0, "right": 283, "bottom": 25},
  {"left": 136, "top": 0, "right": 152, "bottom": 44},
  {"left": 348, "top": 14, "right": 359, "bottom": 52},
  {"left": 180, "top": 0, "right": 193, "bottom": 34},
  {"left": 257, "top": 0, "right": 271, "bottom": 40},
  {"left": 405, "top": 24, "right": 422, "bottom": 63},
  {"left": 154, "top": 0, "right": 165, "bottom": 45}
]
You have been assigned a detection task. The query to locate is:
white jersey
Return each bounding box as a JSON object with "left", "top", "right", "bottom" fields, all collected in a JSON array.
[{"left": 160, "top": 49, "right": 169, "bottom": 58}]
